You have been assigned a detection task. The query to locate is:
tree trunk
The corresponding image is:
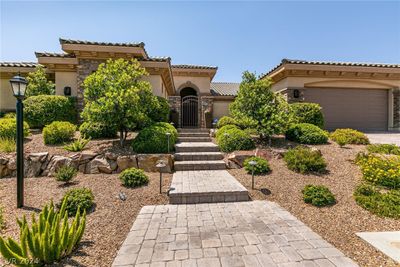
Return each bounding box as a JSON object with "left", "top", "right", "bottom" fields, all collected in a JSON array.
[{"left": 119, "top": 128, "right": 125, "bottom": 147}]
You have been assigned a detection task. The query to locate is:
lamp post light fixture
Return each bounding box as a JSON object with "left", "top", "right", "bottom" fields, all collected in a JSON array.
[
  {"left": 10, "top": 74, "right": 28, "bottom": 208},
  {"left": 248, "top": 160, "right": 257, "bottom": 190},
  {"left": 156, "top": 160, "right": 167, "bottom": 194},
  {"left": 166, "top": 132, "right": 171, "bottom": 154}
]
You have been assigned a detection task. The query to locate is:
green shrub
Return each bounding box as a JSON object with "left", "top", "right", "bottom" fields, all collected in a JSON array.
[
  {"left": 290, "top": 103, "right": 324, "bottom": 128},
  {"left": 216, "top": 124, "right": 240, "bottom": 139},
  {"left": 302, "top": 184, "right": 336, "bottom": 207},
  {"left": 244, "top": 156, "right": 271, "bottom": 175},
  {"left": 217, "top": 116, "right": 238, "bottom": 128},
  {"left": 0, "top": 206, "right": 4, "bottom": 230},
  {"left": 64, "top": 137, "right": 90, "bottom": 152},
  {"left": 217, "top": 127, "right": 255, "bottom": 153},
  {"left": 0, "top": 118, "right": 29, "bottom": 139},
  {"left": 149, "top": 96, "right": 170, "bottom": 123},
  {"left": 330, "top": 128, "right": 369, "bottom": 145},
  {"left": 24, "top": 95, "right": 77, "bottom": 128},
  {"left": 61, "top": 188, "right": 94, "bottom": 217},
  {"left": 354, "top": 184, "right": 400, "bottom": 219},
  {"left": 0, "top": 137, "right": 16, "bottom": 153},
  {"left": 132, "top": 122, "right": 178, "bottom": 153},
  {"left": 284, "top": 146, "right": 327, "bottom": 174},
  {"left": 286, "top": 123, "right": 328, "bottom": 145},
  {"left": 356, "top": 153, "right": 400, "bottom": 189},
  {"left": 55, "top": 166, "right": 77, "bottom": 183},
  {"left": 79, "top": 121, "right": 117, "bottom": 139},
  {"left": 3, "top": 113, "right": 16, "bottom": 119},
  {"left": 0, "top": 199, "right": 86, "bottom": 265},
  {"left": 43, "top": 121, "right": 76, "bottom": 145},
  {"left": 243, "top": 128, "right": 258, "bottom": 136},
  {"left": 119, "top": 168, "right": 149, "bottom": 188},
  {"left": 367, "top": 144, "right": 400, "bottom": 155}
]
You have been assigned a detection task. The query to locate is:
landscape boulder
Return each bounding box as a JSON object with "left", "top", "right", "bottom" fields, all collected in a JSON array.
[
  {"left": 116, "top": 155, "right": 138, "bottom": 172},
  {"left": 137, "top": 154, "right": 173, "bottom": 173},
  {"left": 227, "top": 150, "right": 256, "bottom": 168}
]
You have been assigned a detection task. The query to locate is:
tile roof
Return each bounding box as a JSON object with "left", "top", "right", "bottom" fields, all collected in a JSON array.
[
  {"left": 59, "top": 38, "right": 145, "bottom": 48},
  {"left": 172, "top": 64, "right": 218, "bottom": 70},
  {"left": 0, "top": 62, "right": 38, "bottom": 68},
  {"left": 140, "top": 56, "right": 171, "bottom": 62},
  {"left": 210, "top": 82, "right": 240, "bottom": 96},
  {"left": 35, "top": 52, "right": 76, "bottom": 58},
  {"left": 261, "top": 58, "right": 400, "bottom": 78}
]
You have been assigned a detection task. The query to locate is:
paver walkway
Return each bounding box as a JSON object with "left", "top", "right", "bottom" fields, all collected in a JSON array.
[
  {"left": 112, "top": 201, "right": 358, "bottom": 266},
  {"left": 169, "top": 170, "right": 248, "bottom": 204}
]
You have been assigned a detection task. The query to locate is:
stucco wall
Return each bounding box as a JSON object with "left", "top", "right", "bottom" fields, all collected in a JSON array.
[
  {"left": 0, "top": 78, "right": 15, "bottom": 111},
  {"left": 142, "top": 75, "right": 166, "bottom": 98},
  {"left": 55, "top": 72, "right": 78, "bottom": 96},
  {"left": 213, "top": 100, "right": 233, "bottom": 119},
  {"left": 173, "top": 76, "right": 211, "bottom": 95}
]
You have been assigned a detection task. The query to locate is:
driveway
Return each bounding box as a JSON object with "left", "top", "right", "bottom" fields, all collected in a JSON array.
[{"left": 366, "top": 133, "right": 400, "bottom": 146}]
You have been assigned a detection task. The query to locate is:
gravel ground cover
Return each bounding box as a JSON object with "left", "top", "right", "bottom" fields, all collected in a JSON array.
[
  {"left": 229, "top": 142, "right": 400, "bottom": 267},
  {"left": 0, "top": 172, "right": 172, "bottom": 266}
]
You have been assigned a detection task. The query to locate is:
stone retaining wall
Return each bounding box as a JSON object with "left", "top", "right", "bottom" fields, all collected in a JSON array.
[{"left": 0, "top": 151, "right": 174, "bottom": 178}]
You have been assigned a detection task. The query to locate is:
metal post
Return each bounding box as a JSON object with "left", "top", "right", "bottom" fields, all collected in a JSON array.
[
  {"left": 167, "top": 135, "right": 170, "bottom": 154},
  {"left": 252, "top": 167, "right": 255, "bottom": 190},
  {"left": 16, "top": 99, "right": 24, "bottom": 208},
  {"left": 159, "top": 172, "right": 162, "bottom": 194}
]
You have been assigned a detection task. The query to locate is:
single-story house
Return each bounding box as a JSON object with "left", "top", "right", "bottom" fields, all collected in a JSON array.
[{"left": 0, "top": 39, "right": 399, "bottom": 131}]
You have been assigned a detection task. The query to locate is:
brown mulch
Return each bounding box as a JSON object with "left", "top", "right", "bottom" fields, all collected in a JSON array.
[
  {"left": 228, "top": 142, "right": 400, "bottom": 267},
  {"left": 0, "top": 172, "right": 172, "bottom": 267}
]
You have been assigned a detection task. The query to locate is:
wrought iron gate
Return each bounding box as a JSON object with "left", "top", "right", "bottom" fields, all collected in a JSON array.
[{"left": 181, "top": 95, "right": 198, "bottom": 128}]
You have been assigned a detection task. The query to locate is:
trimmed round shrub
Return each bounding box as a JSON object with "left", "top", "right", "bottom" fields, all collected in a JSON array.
[
  {"left": 302, "top": 185, "right": 336, "bottom": 207},
  {"left": 216, "top": 127, "right": 255, "bottom": 153},
  {"left": 3, "top": 113, "right": 16, "bottom": 119},
  {"left": 367, "top": 144, "right": 400, "bottom": 156},
  {"left": 286, "top": 123, "right": 328, "bottom": 145},
  {"left": 132, "top": 122, "right": 178, "bottom": 153},
  {"left": 330, "top": 129, "right": 369, "bottom": 145},
  {"left": 354, "top": 184, "right": 400, "bottom": 219},
  {"left": 0, "top": 118, "right": 30, "bottom": 139},
  {"left": 216, "top": 116, "right": 238, "bottom": 128},
  {"left": 43, "top": 121, "right": 76, "bottom": 145},
  {"left": 216, "top": 124, "right": 239, "bottom": 139},
  {"left": 24, "top": 95, "right": 77, "bottom": 128},
  {"left": 55, "top": 165, "right": 77, "bottom": 183},
  {"left": 79, "top": 121, "right": 117, "bottom": 139},
  {"left": 119, "top": 167, "right": 149, "bottom": 188},
  {"left": 61, "top": 188, "right": 94, "bottom": 216},
  {"left": 290, "top": 103, "right": 324, "bottom": 128},
  {"left": 244, "top": 156, "right": 271, "bottom": 175},
  {"left": 284, "top": 146, "right": 327, "bottom": 174}
]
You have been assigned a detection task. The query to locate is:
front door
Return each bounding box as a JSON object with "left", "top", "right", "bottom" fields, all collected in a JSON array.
[{"left": 181, "top": 95, "right": 198, "bottom": 128}]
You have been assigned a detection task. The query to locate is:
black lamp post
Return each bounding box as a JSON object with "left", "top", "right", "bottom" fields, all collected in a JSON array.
[
  {"left": 248, "top": 160, "right": 257, "bottom": 190},
  {"left": 10, "top": 74, "right": 28, "bottom": 208},
  {"left": 166, "top": 132, "right": 171, "bottom": 154},
  {"left": 156, "top": 160, "right": 167, "bottom": 194}
]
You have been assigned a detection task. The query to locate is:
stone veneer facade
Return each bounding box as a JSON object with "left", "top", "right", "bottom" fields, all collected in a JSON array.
[{"left": 394, "top": 88, "right": 400, "bottom": 129}]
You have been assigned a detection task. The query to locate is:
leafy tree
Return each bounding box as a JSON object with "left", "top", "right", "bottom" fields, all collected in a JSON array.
[
  {"left": 26, "top": 65, "right": 55, "bottom": 97},
  {"left": 81, "top": 58, "right": 160, "bottom": 146},
  {"left": 229, "top": 71, "right": 291, "bottom": 139}
]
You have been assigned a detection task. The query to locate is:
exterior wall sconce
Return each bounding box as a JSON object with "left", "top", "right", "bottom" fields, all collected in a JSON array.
[
  {"left": 64, "top": 86, "right": 71, "bottom": 96},
  {"left": 293, "top": 89, "right": 300, "bottom": 99}
]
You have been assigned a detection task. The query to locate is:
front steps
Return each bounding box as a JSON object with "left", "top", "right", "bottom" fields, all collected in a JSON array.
[
  {"left": 174, "top": 160, "right": 226, "bottom": 171},
  {"left": 174, "top": 152, "right": 224, "bottom": 161}
]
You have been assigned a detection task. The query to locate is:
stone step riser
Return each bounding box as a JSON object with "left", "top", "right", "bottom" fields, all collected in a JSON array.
[
  {"left": 169, "top": 193, "right": 249, "bottom": 204},
  {"left": 174, "top": 153, "right": 224, "bottom": 161},
  {"left": 178, "top": 137, "right": 211, "bottom": 142},
  {"left": 175, "top": 147, "right": 220, "bottom": 153},
  {"left": 178, "top": 133, "right": 210, "bottom": 137},
  {"left": 178, "top": 128, "right": 209, "bottom": 133},
  {"left": 174, "top": 163, "right": 226, "bottom": 171}
]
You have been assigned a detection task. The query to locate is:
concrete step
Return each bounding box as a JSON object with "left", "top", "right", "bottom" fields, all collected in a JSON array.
[
  {"left": 178, "top": 128, "right": 209, "bottom": 133},
  {"left": 178, "top": 132, "right": 210, "bottom": 138},
  {"left": 175, "top": 142, "right": 220, "bottom": 153},
  {"left": 178, "top": 136, "right": 211, "bottom": 142},
  {"left": 174, "top": 160, "right": 226, "bottom": 171},
  {"left": 169, "top": 170, "right": 249, "bottom": 204},
  {"left": 174, "top": 152, "right": 224, "bottom": 161}
]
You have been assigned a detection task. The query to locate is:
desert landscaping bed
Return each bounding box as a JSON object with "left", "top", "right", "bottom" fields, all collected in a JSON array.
[
  {"left": 0, "top": 172, "right": 172, "bottom": 266},
  {"left": 229, "top": 142, "right": 400, "bottom": 267}
]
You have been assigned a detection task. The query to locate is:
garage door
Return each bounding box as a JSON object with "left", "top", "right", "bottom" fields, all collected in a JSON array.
[{"left": 304, "top": 88, "right": 388, "bottom": 131}]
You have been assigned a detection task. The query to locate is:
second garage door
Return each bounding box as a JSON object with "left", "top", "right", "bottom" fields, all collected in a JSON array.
[{"left": 304, "top": 88, "right": 388, "bottom": 131}]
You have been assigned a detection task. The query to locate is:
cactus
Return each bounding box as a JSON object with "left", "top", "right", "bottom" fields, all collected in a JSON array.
[{"left": 0, "top": 198, "right": 86, "bottom": 266}]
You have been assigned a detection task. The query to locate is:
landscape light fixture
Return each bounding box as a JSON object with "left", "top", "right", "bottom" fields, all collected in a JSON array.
[
  {"left": 248, "top": 160, "right": 257, "bottom": 190},
  {"left": 166, "top": 132, "right": 171, "bottom": 153},
  {"left": 156, "top": 160, "right": 167, "bottom": 194},
  {"left": 10, "top": 74, "right": 28, "bottom": 208}
]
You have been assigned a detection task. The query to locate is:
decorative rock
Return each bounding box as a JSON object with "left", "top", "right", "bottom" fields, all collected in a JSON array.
[
  {"left": 227, "top": 160, "right": 241, "bottom": 169},
  {"left": 6, "top": 158, "right": 16, "bottom": 171},
  {"left": 87, "top": 156, "right": 115, "bottom": 174},
  {"left": 116, "top": 155, "right": 138, "bottom": 172},
  {"left": 78, "top": 151, "right": 98, "bottom": 163},
  {"left": 28, "top": 152, "right": 49, "bottom": 163},
  {"left": 137, "top": 154, "right": 174, "bottom": 173},
  {"left": 46, "top": 156, "right": 72, "bottom": 176},
  {"left": 105, "top": 152, "right": 118, "bottom": 161},
  {"left": 227, "top": 151, "right": 255, "bottom": 168}
]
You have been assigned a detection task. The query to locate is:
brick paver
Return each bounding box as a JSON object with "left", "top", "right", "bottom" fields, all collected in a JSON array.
[
  {"left": 112, "top": 201, "right": 358, "bottom": 266},
  {"left": 169, "top": 170, "right": 249, "bottom": 204}
]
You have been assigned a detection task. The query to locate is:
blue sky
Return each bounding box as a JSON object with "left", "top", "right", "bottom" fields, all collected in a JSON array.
[{"left": 1, "top": 1, "right": 400, "bottom": 82}]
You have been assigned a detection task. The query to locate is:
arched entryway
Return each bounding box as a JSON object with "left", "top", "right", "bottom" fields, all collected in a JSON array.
[{"left": 180, "top": 87, "right": 198, "bottom": 128}]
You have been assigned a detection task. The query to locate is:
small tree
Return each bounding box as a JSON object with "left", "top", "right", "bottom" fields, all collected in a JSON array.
[
  {"left": 230, "top": 71, "right": 291, "bottom": 140},
  {"left": 26, "top": 65, "right": 55, "bottom": 97},
  {"left": 81, "top": 58, "right": 159, "bottom": 146}
]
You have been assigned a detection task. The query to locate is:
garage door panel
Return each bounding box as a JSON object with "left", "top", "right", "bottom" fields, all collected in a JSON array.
[{"left": 304, "top": 88, "right": 388, "bottom": 131}]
